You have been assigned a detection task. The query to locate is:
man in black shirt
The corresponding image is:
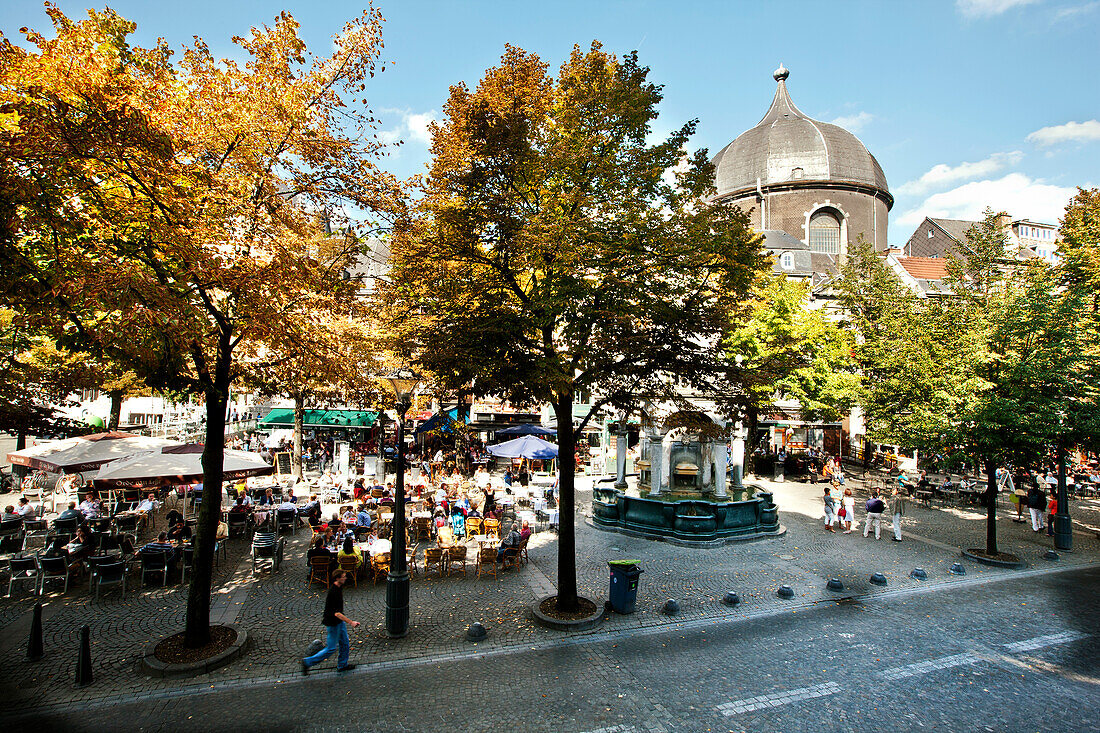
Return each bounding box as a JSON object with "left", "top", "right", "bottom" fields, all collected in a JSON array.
[{"left": 301, "top": 570, "right": 359, "bottom": 674}]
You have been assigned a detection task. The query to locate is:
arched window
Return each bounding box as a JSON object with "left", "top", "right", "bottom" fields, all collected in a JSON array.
[
  {"left": 809, "top": 210, "right": 841, "bottom": 255},
  {"left": 779, "top": 252, "right": 794, "bottom": 270}
]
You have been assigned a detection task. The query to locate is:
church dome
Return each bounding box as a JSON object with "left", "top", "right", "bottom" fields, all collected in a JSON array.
[{"left": 711, "top": 67, "right": 891, "bottom": 205}]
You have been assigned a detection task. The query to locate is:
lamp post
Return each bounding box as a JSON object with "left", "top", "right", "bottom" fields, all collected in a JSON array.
[
  {"left": 381, "top": 369, "right": 420, "bottom": 638},
  {"left": 1054, "top": 413, "right": 1072, "bottom": 552}
]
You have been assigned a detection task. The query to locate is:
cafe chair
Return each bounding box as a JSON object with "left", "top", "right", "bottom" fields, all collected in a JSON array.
[
  {"left": 446, "top": 544, "right": 467, "bottom": 577},
  {"left": 7, "top": 556, "right": 40, "bottom": 597},
  {"left": 501, "top": 546, "right": 521, "bottom": 571},
  {"left": 307, "top": 556, "right": 331, "bottom": 590},
  {"left": 483, "top": 518, "right": 500, "bottom": 539},
  {"left": 476, "top": 548, "right": 497, "bottom": 580},
  {"left": 276, "top": 508, "right": 298, "bottom": 536},
  {"left": 465, "top": 517, "right": 482, "bottom": 537},
  {"left": 38, "top": 555, "right": 78, "bottom": 595},
  {"left": 370, "top": 552, "right": 390, "bottom": 584},
  {"left": 337, "top": 556, "right": 360, "bottom": 587},
  {"left": 406, "top": 543, "right": 419, "bottom": 577},
  {"left": 424, "top": 547, "right": 445, "bottom": 578},
  {"left": 251, "top": 532, "right": 283, "bottom": 576},
  {"left": 140, "top": 550, "right": 170, "bottom": 587},
  {"left": 93, "top": 560, "right": 127, "bottom": 600},
  {"left": 180, "top": 546, "right": 196, "bottom": 584}
]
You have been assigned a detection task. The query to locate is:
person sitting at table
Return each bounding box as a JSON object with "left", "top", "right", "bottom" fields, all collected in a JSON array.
[
  {"left": 519, "top": 519, "right": 533, "bottom": 544},
  {"left": 65, "top": 524, "right": 97, "bottom": 573},
  {"left": 355, "top": 505, "right": 372, "bottom": 533},
  {"left": 141, "top": 531, "right": 178, "bottom": 561},
  {"left": 454, "top": 494, "right": 471, "bottom": 517},
  {"left": 228, "top": 495, "right": 251, "bottom": 519},
  {"left": 497, "top": 522, "right": 523, "bottom": 563},
  {"left": 54, "top": 501, "right": 81, "bottom": 525},
  {"left": 337, "top": 535, "right": 365, "bottom": 571},
  {"left": 307, "top": 534, "right": 336, "bottom": 573},
  {"left": 136, "top": 492, "right": 159, "bottom": 516},
  {"left": 16, "top": 496, "right": 37, "bottom": 519},
  {"left": 167, "top": 517, "right": 192, "bottom": 544},
  {"left": 79, "top": 492, "right": 103, "bottom": 519}
]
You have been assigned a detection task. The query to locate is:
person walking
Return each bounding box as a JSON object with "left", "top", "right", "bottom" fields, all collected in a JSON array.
[
  {"left": 889, "top": 488, "right": 908, "bottom": 542},
  {"left": 822, "top": 486, "right": 837, "bottom": 532},
  {"left": 1046, "top": 492, "right": 1057, "bottom": 537},
  {"left": 1027, "top": 484, "right": 1046, "bottom": 533},
  {"left": 841, "top": 488, "right": 856, "bottom": 534},
  {"left": 302, "top": 570, "right": 359, "bottom": 674},
  {"left": 863, "top": 490, "right": 886, "bottom": 539}
]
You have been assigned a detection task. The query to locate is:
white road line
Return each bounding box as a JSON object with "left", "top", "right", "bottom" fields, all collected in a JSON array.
[
  {"left": 879, "top": 652, "right": 981, "bottom": 680},
  {"left": 718, "top": 682, "right": 841, "bottom": 715},
  {"left": 1004, "top": 630, "right": 1088, "bottom": 653},
  {"left": 577, "top": 726, "right": 636, "bottom": 733}
]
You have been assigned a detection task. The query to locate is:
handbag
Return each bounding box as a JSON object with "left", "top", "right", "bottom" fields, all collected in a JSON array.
[{"left": 838, "top": 507, "right": 846, "bottom": 519}]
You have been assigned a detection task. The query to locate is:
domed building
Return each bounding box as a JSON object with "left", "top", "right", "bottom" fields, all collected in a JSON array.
[{"left": 711, "top": 66, "right": 892, "bottom": 270}]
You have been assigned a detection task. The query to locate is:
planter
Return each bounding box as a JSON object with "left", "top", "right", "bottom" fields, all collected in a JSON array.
[
  {"left": 530, "top": 595, "right": 605, "bottom": 631},
  {"left": 141, "top": 624, "right": 249, "bottom": 678}
]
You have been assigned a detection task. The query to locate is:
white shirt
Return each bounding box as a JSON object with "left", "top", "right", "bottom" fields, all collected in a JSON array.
[
  {"left": 434, "top": 450, "right": 444, "bottom": 462},
  {"left": 16, "top": 503, "right": 36, "bottom": 518},
  {"left": 137, "top": 499, "right": 158, "bottom": 513},
  {"left": 79, "top": 499, "right": 100, "bottom": 518}
]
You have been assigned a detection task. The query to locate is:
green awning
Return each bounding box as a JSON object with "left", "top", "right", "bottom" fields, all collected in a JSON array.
[{"left": 259, "top": 408, "right": 379, "bottom": 430}]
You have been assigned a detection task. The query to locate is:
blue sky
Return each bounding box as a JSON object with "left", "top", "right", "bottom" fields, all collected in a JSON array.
[{"left": 3, "top": 0, "right": 1098, "bottom": 242}]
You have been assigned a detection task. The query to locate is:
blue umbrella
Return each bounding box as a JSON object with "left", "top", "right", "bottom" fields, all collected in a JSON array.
[
  {"left": 487, "top": 435, "right": 559, "bottom": 459},
  {"left": 495, "top": 424, "right": 556, "bottom": 437}
]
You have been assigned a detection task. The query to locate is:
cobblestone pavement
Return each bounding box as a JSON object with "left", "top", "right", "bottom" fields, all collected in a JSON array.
[
  {"left": 3, "top": 471, "right": 1099, "bottom": 723},
  {"left": 12, "top": 564, "right": 1100, "bottom": 732}
]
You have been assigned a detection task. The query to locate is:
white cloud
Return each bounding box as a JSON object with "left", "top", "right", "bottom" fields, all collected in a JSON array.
[
  {"left": 957, "top": 0, "right": 1040, "bottom": 17},
  {"left": 896, "top": 151, "right": 1023, "bottom": 196},
  {"left": 1053, "top": 1, "right": 1100, "bottom": 22},
  {"left": 1027, "top": 119, "right": 1100, "bottom": 147},
  {"left": 829, "top": 111, "right": 873, "bottom": 133},
  {"left": 377, "top": 108, "right": 439, "bottom": 152},
  {"left": 896, "top": 172, "right": 1075, "bottom": 228}
]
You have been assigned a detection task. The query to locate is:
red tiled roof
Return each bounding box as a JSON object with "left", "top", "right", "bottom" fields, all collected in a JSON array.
[{"left": 897, "top": 256, "right": 950, "bottom": 280}]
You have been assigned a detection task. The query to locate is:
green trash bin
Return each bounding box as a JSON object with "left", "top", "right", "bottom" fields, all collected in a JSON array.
[{"left": 608, "top": 560, "right": 642, "bottom": 614}]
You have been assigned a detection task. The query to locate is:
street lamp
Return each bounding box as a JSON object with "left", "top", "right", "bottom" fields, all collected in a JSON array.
[
  {"left": 1055, "top": 411, "right": 1072, "bottom": 552},
  {"left": 380, "top": 368, "right": 420, "bottom": 638}
]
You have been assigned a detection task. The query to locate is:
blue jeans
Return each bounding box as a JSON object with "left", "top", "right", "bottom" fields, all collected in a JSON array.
[{"left": 303, "top": 621, "right": 350, "bottom": 670}]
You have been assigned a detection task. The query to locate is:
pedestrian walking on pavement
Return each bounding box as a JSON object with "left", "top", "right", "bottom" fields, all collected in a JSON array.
[
  {"left": 1027, "top": 485, "right": 1047, "bottom": 533},
  {"left": 1046, "top": 493, "right": 1058, "bottom": 537},
  {"left": 889, "top": 488, "right": 908, "bottom": 541},
  {"left": 302, "top": 570, "right": 359, "bottom": 674},
  {"left": 841, "top": 487, "right": 856, "bottom": 533},
  {"left": 823, "top": 486, "right": 838, "bottom": 532},
  {"left": 863, "top": 490, "right": 886, "bottom": 539}
]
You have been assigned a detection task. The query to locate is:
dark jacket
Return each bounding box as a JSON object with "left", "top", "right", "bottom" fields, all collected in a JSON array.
[{"left": 1027, "top": 487, "right": 1046, "bottom": 510}]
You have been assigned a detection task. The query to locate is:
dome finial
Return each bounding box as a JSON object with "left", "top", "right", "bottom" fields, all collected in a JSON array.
[{"left": 773, "top": 63, "right": 789, "bottom": 82}]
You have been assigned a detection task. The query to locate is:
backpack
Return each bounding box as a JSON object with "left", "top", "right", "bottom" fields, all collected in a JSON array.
[{"left": 866, "top": 498, "right": 885, "bottom": 513}]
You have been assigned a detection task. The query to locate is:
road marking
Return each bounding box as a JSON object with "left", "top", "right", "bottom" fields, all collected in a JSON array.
[
  {"left": 1003, "top": 630, "right": 1087, "bottom": 653},
  {"left": 577, "top": 726, "right": 636, "bottom": 733},
  {"left": 718, "top": 682, "right": 841, "bottom": 715},
  {"left": 879, "top": 652, "right": 981, "bottom": 680}
]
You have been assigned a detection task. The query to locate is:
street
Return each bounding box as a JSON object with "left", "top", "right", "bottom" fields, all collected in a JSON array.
[{"left": 16, "top": 565, "right": 1100, "bottom": 733}]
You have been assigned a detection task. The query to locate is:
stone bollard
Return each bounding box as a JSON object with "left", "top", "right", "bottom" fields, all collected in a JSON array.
[
  {"left": 75, "top": 624, "right": 93, "bottom": 687},
  {"left": 869, "top": 573, "right": 888, "bottom": 586},
  {"left": 661, "top": 599, "right": 680, "bottom": 616},
  {"left": 949, "top": 562, "right": 966, "bottom": 575},
  {"left": 722, "top": 592, "right": 741, "bottom": 606},
  {"left": 910, "top": 567, "right": 928, "bottom": 580},
  {"left": 465, "top": 622, "right": 487, "bottom": 642},
  {"left": 1043, "top": 550, "right": 1059, "bottom": 561},
  {"left": 27, "top": 602, "right": 44, "bottom": 661},
  {"left": 826, "top": 578, "right": 844, "bottom": 591},
  {"left": 777, "top": 585, "right": 794, "bottom": 599}
]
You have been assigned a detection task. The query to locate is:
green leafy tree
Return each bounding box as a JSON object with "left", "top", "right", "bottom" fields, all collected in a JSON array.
[
  {"left": 380, "top": 44, "right": 764, "bottom": 611},
  {"left": 722, "top": 273, "right": 860, "bottom": 465}
]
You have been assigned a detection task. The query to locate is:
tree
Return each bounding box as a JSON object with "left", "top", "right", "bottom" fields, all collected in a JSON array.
[
  {"left": 843, "top": 209, "right": 1096, "bottom": 557},
  {"left": 1, "top": 7, "right": 399, "bottom": 645},
  {"left": 379, "top": 44, "right": 764, "bottom": 611},
  {"left": 722, "top": 272, "right": 860, "bottom": 466}
]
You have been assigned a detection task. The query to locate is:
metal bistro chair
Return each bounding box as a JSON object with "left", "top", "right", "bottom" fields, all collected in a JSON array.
[
  {"left": 37, "top": 555, "right": 77, "bottom": 595},
  {"left": 53, "top": 515, "right": 80, "bottom": 536},
  {"left": 113, "top": 514, "right": 139, "bottom": 536},
  {"left": 276, "top": 508, "right": 298, "bottom": 536},
  {"left": 180, "top": 546, "right": 196, "bottom": 584},
  {"left": 93, "top": 560, "right": 127, "bottom": 600},
  {"left": 251, "top": 532, "right": 283, "bottom": 576},
  {"left": 140, "top": 550, "right": 170, "bottom": 587},
  {"left": 7, "top": 556, "right": 40, "bottom": 597}
]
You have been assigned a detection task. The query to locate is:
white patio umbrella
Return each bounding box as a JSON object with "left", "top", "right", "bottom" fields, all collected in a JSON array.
[
  {"left": 6, "top": 432, "right": 180, "bottom": 474},
  {"left": 487, "top": 435, "right": 559, "bottom": 460},
  {"left": 93, "top": 443, "right": 274, "bottom": 488}
]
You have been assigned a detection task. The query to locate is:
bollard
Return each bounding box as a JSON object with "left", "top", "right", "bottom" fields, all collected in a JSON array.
[
  {"left": 949, "top": 562, "right": 966, "bottom": 575},
  {"left": 910, "top": 567, "right": 928, "bottom": 580},
  {"left": 75, "top": 624, "right": 92, "bottom": 687},
  {"left": 27, "top": 602, "right": 44, "bottom": 661},
  {"left": 826, "top": 578, "right": 844, "bottom": 591},
  {"left": 465, "top": 622, "right": 487, "bottom": 642},
  {"left": 777, "top": 585, "right": 794, "bottom": 599},
  {"left": 661, "top": 599, "right": 680, "bottom": 616},
  {"left": 722, "top": 592, "right": 741, "bottom": 606},
  {"left": 869, "top": 573, "right": 888, "bottom": 586},
  {"left": 1043, "top": 550, "right": 1059, "bottom": 561}
]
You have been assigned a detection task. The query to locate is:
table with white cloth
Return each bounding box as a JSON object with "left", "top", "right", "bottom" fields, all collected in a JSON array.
[{"left": 358, "top": 538, "right": 392, "bottom": 556}]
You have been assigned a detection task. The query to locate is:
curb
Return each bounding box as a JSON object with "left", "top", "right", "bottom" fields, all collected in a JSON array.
[
  {"left": 141, "top": 624, "right": 249, "bottom": 679},
  {"left": 962, "top": 549, "right": 1027, "bottom": 569}
]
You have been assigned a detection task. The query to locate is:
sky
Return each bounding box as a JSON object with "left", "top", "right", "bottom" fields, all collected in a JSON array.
[{"left": 3, "top": 0, "right": 1098, "bottom": 243}]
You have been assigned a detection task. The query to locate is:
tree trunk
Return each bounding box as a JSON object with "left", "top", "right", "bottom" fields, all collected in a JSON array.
[
  {"left": 983, "top": 455, "right": 998, "bottom": 556},
  {"left": 456, "top": 389, "right": 471, "bottom": 476},
  {"left": 553, "top": 391, "right": 579, "bottom": 613},
  {"left": 108, "top": 392, "right": 123, "bottom": 431},
  {"left": 292, "top": 395, "right": 304, "bottom": 479},
  {"left": 185, "top": 333, "right": 230, "bottom": 648}
]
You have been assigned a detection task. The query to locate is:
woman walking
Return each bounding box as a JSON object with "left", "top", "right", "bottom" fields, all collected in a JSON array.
[{"left": 823, "top": 486, "right": 838, "bottom": 532}]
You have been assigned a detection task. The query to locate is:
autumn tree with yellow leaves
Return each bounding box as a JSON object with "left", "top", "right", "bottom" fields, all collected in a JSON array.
[{"left": 1, "top": 6, "right": 400, "bottom": 645}]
